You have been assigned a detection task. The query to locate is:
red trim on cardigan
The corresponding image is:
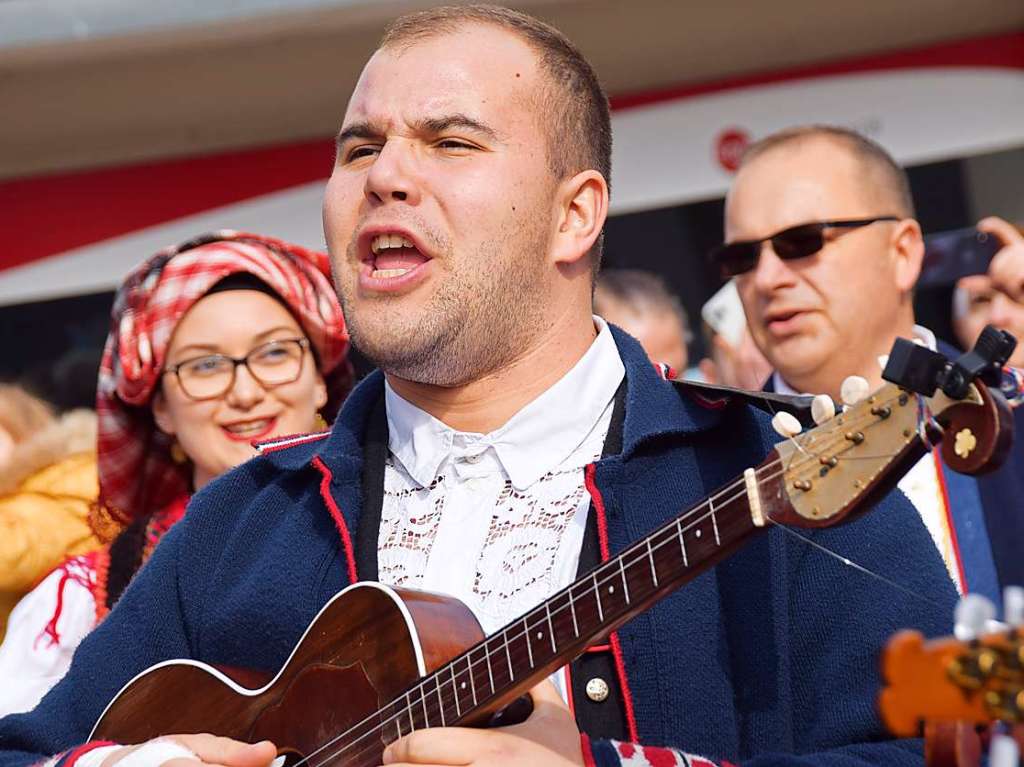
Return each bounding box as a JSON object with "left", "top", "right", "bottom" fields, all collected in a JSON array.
[
  {"left": 584, "top": 463, "right": 641, "bottom": 744},
  {"left": 580, "top": 733, "right": 598, "bottom": 767},
  {"left": 932, "top": 448, "right": 968, "bottom": 594},
  {"left": 58, "top": 741, "right": 117, "bottom": 767},
  {"left": 256, "top": 430, "right": 329, "bottom": 454},
  {"left": 312, "top": 456, "right": 359, "bottom": 585}
]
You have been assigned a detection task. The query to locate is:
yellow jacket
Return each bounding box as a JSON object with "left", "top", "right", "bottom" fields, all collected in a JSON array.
[{"left": 0, "top": 411, "right": 100, "bottom": 637}]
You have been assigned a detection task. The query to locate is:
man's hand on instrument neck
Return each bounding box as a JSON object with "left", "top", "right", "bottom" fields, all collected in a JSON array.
[
  {"left": 99, "top": 734, "right": 277, "bottom": 767},
  {"left": 382, "top": 680, "right": 585, "bottom": 767}
]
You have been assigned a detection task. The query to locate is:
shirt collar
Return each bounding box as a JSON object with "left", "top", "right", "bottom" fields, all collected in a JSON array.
[
  {"left": 773, "top": 324, "right": 937, "bottom": 395},
  {"left": 385, "top": 317, "right": 626, "bottom": 490}
]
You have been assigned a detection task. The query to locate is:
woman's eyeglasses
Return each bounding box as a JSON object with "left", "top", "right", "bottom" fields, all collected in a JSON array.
[
  {"left": 164, "top": 338, "right": 310, "bottom": 400},
  {"left": 709, "top": 216, "right": 900, "bottom": 278}
]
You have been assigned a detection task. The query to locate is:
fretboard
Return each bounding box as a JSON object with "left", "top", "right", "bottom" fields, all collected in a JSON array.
[{"left": 376, "top": 470, "right": 766, "bottom": 743}]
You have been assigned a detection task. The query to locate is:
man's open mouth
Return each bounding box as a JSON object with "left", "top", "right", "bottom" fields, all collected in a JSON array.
[{"left": 368, "top": 232, "right": 430, "bottom": 279}]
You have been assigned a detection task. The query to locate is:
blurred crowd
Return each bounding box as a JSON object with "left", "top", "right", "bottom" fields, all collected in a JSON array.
[{"left": 0, "top": 5, "right": 1021, "bottom": 765}]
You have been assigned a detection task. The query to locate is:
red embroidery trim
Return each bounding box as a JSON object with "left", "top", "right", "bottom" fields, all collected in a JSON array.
[
  {"left": 580, "top": 733, "right": 598, "bottom": 767},
  {"left": 312, "top": 456, "right": 359, "bottom": 584},
  {"left": 58, "top": 740, "right": 117, "bottom": 767},
  {"left": 932, "top": 448, "right": 968, "bottom": 594},
  {"left": 35, "top": 553, "right": 101, "bottom": 649},
  {"left": 584, "top": 463, "right": 641, "bottom": 744}
]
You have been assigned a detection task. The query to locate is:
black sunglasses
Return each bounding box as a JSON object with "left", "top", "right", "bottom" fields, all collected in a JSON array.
[{"left": 709, "top": 216, "right": 900, "bottom": 278}]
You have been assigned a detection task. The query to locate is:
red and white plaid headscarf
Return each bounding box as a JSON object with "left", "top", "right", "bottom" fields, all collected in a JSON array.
[{"left": 93, "top": 231, "right": 351, "bottom": 540}]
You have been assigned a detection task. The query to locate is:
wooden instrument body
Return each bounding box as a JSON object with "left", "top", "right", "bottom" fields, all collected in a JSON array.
[{"left": 91, "top": 583, "right": 485, "bottom": 766}]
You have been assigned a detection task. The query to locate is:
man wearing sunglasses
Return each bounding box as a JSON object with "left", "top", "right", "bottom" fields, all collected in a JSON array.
[{"left": 715, "top": 124, "right": 1011, "bottom": 598}]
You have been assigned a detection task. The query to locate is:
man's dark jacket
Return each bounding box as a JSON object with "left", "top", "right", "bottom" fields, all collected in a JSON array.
[{"left": 0, "top": 330, "right": 956, "bottom": 766}]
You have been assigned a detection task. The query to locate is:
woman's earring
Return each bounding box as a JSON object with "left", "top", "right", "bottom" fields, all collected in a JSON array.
[
  {"left": 315, "top": 413, "right": 328, "bottom": 431},
  {"left": 170, "top": 441, "right": 188, "bottom": 465}
]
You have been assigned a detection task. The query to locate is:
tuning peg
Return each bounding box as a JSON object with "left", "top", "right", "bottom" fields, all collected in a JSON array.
[
  {"left": 811, "top": 394, "right": 836, "bottom": 425},
  {"left": 1004, "top": 586, "right": 1024, "bottom": 627},
  {"left": 989, "top": 733, "right": 1020, "bottom": 767},
  {"left": 840, "top": 376, "right": 870, "bottom": 407},
  {"left": 954, "top": 594, "right": 997, "bottom": 641},
  {"left": 771, "top": 411, "right": 802, "bottom": 439}
]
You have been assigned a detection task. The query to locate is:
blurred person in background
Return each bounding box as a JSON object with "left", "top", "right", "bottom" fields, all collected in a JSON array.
[
  {"left": 697, "top": 281, "right": 772, "bottom": 390},
  {"left": 593, "top": 268, "right": 690, "bottom": 374},
  {"left": 0, "top": 231, "right": 351, "bottom": 716},
  {"left": 952, "top": 217, "right": 1024, "bottom": 367},
  {"left": 718, "top": 124, "right": 1023, "bottom": 595},
  {"left": 0, "top": 385, "right": 98, "bottom": 639}
]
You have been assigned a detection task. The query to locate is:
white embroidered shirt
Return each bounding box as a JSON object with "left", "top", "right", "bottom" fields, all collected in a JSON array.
[{"left": 378, "top": 318, "right": 626, "bottom": 636}]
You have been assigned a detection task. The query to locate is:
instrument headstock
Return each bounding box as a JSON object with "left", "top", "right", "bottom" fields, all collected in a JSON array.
[
  {"left": 880, "top": 589, "right": 1024, "bottom": 738},
  {"left": 753, "top": 336, "right": 1013, "bottom": 530}
]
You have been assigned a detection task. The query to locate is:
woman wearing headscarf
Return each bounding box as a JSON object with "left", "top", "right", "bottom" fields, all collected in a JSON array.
[
  {"left": 0, "top": 231, "right": 351, "bottom": 716},
  {"left": 0, "top": 387, "right": 99, "bottom": 637}
]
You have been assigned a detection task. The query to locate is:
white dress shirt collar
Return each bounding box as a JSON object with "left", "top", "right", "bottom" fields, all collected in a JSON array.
[{"left": 384, "top": 317, "right": 626, "bottom": 491}]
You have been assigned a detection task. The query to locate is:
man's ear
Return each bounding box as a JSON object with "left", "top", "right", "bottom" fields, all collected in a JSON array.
[
  {"left": 551, "top": 170, "right": 609, "bottom": 268},
  {"left": 891, "top": 218, "right": 924, "bottom": 293},
  {"left": 151, "top": 389, "right": 176, "bottom": 436}
]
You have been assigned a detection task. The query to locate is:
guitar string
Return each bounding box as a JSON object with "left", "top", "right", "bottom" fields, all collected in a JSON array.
[
  {"left": 764, "top": 519, "right": 949, "bottom": 610},
  {"left": 289, "top": 391, "right": 922, "bottom": 767}
]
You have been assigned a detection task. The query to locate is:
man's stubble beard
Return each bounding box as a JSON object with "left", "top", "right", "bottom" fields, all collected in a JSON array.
[{"left": 339, "top": 215, "right": 551, "bottom": 387}]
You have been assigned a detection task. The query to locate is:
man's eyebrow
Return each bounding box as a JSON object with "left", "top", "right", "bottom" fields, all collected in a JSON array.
[
  {"left": 417, "top": 114, "right": 500, "bottom": 141},
  {"left": 335, "top": 122, "right": 381, "bottom": 148}
]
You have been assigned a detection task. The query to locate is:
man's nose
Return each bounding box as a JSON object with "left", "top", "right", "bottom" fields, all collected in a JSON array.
[
  {"left": 225, "top": 363, "right": 266, "bottom": 409},
  {"left": 749, "top": 242, "right": 796, "bottom": 293},
  {"left": 364, "top": 140, "right": 420, "bottom": 206}
]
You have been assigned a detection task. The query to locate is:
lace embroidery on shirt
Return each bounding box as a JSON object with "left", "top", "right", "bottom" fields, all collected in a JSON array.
[
  {"left": 378, "top": 465, "right": 447, "bottom": 586},
  {"left": 471, "top": 469, "right": 589, "bottom": 616}
]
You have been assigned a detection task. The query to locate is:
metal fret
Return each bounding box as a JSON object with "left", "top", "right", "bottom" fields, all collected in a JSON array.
[
  {"left": 466, "top": 652, "right": 478, "bottom": 706},
  {"left": 676, "top": 518, "right": 688, "bottom": 566},
  {"left": 485, "top": 642, "right": 496, "bottom": 692},
  {"left": 569, "top": 587, "right": 579, "bottom": 637},
  {"left": 450, "top": 664, "right": 461, "bottom": 718},
  {"left": 420, "top": 682, "right": 430, "bottom": 728},
  {"left": 435, "top": 674, "right": 446, "bottom": 726},
  {"left": 544, "top": 602, "right": 557, "bottom": 654},
  {"left": 505, "top": 632, "right": 515, "bottom": 680},
  {"left": 524, "top": 617, "right": 534, "bottom": 668},
  {"left": 618, "top": 556, "right": 631, "bottom": 604},
  {"left": 710, "top": 498, "right": 720, "bottom": 545},
  {"left": 593, "top": 572, "right": 604, "bottom": 622},
  {"left": 406, "top": 690, "right": 416, "bottom": 733},
  {"left": 646, "top": 538, "right": 658, "bottom": 587}
]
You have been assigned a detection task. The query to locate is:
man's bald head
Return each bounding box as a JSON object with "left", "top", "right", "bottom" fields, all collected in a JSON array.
[{"left": 738, "top": 125, "right": 914, "bottom": 220}]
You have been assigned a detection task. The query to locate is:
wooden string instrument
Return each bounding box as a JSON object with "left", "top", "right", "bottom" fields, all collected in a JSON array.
[
  {"left": 880, "top": 591, "right": 1024, "bottom": 767},
  {"left": 91, "top": 365, "right": 1012, "bottom": 766}
]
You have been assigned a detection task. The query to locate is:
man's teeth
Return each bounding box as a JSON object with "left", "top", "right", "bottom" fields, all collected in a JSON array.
[
  {"left": 372, "top": 268, "right": 411, "bottom": 279},
  {"left": 225, "top": 419, "right": 272, "bottom": 435},
  {"left": 370, "top": 233, "right": 415, "bottom": 254}
]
